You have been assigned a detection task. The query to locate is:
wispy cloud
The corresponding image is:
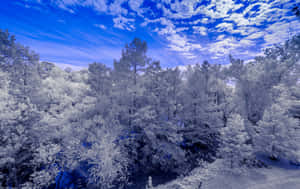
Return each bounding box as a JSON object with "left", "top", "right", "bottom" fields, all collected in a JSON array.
[
  {"left": 21, "top": 37, "right": 122, "bottom": 67},
  {"left": 108, "top": 0, "right": 128, "bottom": 15},
  {"left": 113, "top": 16, "right": 135, "bottom": 31},
  {"left": 128, "top": 0, "right": 144, "bottom": 16},
  {"left": 225, "top": 13, "right": 249, "bottom": 26},
  {"left": 16, "top": 0, "right": 300, "bottom": 65},
  {"left": 167, "top": 34, "right": 202, "bottom": 60},
  {"left": 193, "top": 26, "right": 207, "bottom": 36},
  {"left": 94, "top": 24, "right": 107, "bottom": 30},
  {"left": 216, "top": 22, "right": 234, "bottom": 33},
  {"left": 263, "top": 20, "right": 300, "bottom": 47}
]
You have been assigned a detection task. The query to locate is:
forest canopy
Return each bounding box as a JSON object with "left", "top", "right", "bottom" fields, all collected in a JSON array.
[{"left": 0, "top": 29, "right": 299, "bottom": 189}]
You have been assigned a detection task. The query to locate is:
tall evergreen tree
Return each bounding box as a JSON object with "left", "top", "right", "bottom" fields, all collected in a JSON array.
[
  {"left": 219, "top": 114, "right": 253, "bottom": 169},
  {"left": 114, "top": 38, "right": 150, "bottom": 128},
  {"left": 255, "top": 85, "right": 300, "bottom": 162}
]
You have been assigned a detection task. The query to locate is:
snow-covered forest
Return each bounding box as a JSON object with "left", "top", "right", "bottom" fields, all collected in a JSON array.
[{"left": 0, "top": 29, "right": 300, "bottom": 189}]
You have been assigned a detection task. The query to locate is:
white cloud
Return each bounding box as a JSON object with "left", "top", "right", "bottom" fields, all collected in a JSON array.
[
  {"left": 263, "top": 20, "right": 300, "bottom": 47},
  {"left": 225, "top": 13, "right": 249, "bottom": 26},
  {"left": 209, "top": 37, "right": 239, "bottom": 56},
  {"left": 34, "top": 0, "right": 140, "bottom": 33},
  {"left": 176, "top": 27, "right": 189, "bottom": 32},
  {"left": 140, "top": 18, "right": 157, "bottom": 27},
  {"left": 144, "top": 17, "right": 203, "bottom": 60},
  {"left": 246, "top": 31, "right": 265, "bottom": 40},
  {"left": 21, "top": 0, "right": 300, "bottom": 64},
  {"left": 156, "top": 18, "right": 177, "bottom": 35},
  {"left": 141, "top": 17, "right": 176, "bottom": 33},
  {"left": 201, "top": 18, "right": 210, "bottom": 24},
  {"left": 94, "top": 24, "right": 107, "bottom": 30},
  {"left": 166, "top": 33, "right": 202, "bottom": 60},
  {"left": 231, "top": 26, "right": 259, "bottom": 36},
  {"left": 159, "top": 17, "right": 174, "bottom": 26},
  {"left": 216, "top": 34, "right": 226, "bottom": 41},
  {"left": 128, "top": 0, "right": 144, "bottom": 16},
  {"left": 216, "top": 22, "right": 234, "bottom": 33},
  {"left": 22, "top": 36, "right": 123, "bottom": 67},
  {"left": 167, "top": 34, "right": 189, "bottom": 50},
  {"left": 53, "top": 0, "right": 107, "bottom": 14},
  {"left": 171, "top": 0, "right": 202, "bottom": 18},
  {"left": 83, "top": 0, "right": 108, "bottom": 12},
  {"left": 208, "top": 36, "right": 256, "bottom": 58},
  {"left": 193, "top": 26, "right": 207, "bottom": 36},
  {"left": 113, "top": 16, "right": 135, "bottom": 31},
  {"left": 243, "top": 1, "right": 293, "bottom": 26},
  {"left": 247, "top": 4, "right": 274, "bottom": 26},
  {"left": 55, "top": 1, "right": 75, "bottom": 13},
  {"left": 201, "top": 0, "right": 244, "bottom": 19},
  {"left": 240, "top": 39, "right": 255, "bottom": 46},
  {"left": 189, "top": 17, "right": 212, "bottom": 25},
  {"left": 51, "top": 0, "right": 129, "bottom": 16},
  {"left": 243, "top": 2, "right": 264, "bottom": 17},
  {"left": 108, "top": 0, "right": 128, "bottom": 15}
]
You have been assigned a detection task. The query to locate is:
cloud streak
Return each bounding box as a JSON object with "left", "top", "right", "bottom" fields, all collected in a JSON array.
[{"left": 16, "top": 0, "right": 300, "bottom": 65}]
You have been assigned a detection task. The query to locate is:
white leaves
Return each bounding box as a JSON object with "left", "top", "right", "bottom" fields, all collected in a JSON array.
[
  {"left": 81, "top": 121, "right": 128, "bottom": 188},
  {"left": 30, "top": 166, "right": 59, "bottom": 188},
  {"left": 220, "top": 114, "right": 253, "bottom": 169},
  {"left": 255, "top": 84, "right": 300, "bottom": 162},
  {"left": 35, "top": 143, "right": 61, "bottom": 164}
]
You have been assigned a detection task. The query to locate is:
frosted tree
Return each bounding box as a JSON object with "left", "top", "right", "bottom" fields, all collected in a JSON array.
[
  {"left": 183, "top": 63, "right": 225, "bottom": 131},
  {"left": 79, "top": 116, "right": 129, "bottom": 188},
  {"left": 0, "top": 70, "right": 21, "bottom": 186},
  {"left": 38, "top": 68, "right": 130, "bottom": 188},
  {"left": 180, "top": 62, "right": 226, "bottom": 162},
  {"left": 0, "top": 31, "right": 41, "bottom": 107},
  {"left": 0, "top": 30, "right": 43, "bottom": 188},
  {"left": 228, "top": 35, "right": 300, "bottom": 130},
  {"left": 1, "top": 29, "right": 298, "bottom": 188},
  {"left": 0, "top": 70, "right": 41, "bottom": 188},
  {"left": 113, "top": 38, "right": 150, "bottom": 128},
  {"left": 88, "top": 62, "right": 112, "bottom": 97},
  {"left": 290, "top": 84, "right": 300, "bottom": 120},
  {"left": 111, "top": 38, "right": 175, "bottom": 175},
  {"left": 219, "top": 114, "right": 253, "bottom": 169},
  {"left": 37, "top": 61, "right": 55, "bottom": 79},
  {"left": 24, "top": 67, "right": 91, "bottom": 188},
  {"left": 161, "top": 67, "right": 182, "bottom": 123},
  {"left": 255, "top": 85, "right": 300, "bottom": 162},
  {"left": 142, "top": 60, "right": 162, "bottom": 120},
  {"left": 121, "top": 61, "right": 187, "bottom": 174}
]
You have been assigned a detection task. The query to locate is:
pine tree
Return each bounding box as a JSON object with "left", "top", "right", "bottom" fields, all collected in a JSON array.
[
  {"left": 0, "top": 30, "right": 42, "bottom": 188},
  {"left": 219, "top": 114, "right": 253, "bottom": 169},
  {"left": 88, "top": 62, "right": 112, "bottom": 97},
  {"left": 0, "top": 70, "right": 39, "bottom": 188},
  {"left": 255, "top": 85, "right": 300, "bottom": 162},
  {"left": 113, "top": 38, "right": 149, "bottom": 128}
]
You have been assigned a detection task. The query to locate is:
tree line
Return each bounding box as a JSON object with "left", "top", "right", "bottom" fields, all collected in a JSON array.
[{"left": 0, "top": 29, "right": 299, "bottom": 188}]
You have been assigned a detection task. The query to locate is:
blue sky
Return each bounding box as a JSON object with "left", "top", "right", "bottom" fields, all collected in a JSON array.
[{"left": 0, "top": 0, "right": 299, "bottom": 69}]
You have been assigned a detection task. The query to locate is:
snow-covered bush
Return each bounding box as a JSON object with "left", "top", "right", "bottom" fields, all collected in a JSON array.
[
  {"left": 219, "top": 114, "right": 253, "bottom": 170},
  {"left": 78, "top": 116, "right": 129, "bottom": 188},
  {"left": 255, "top": 85, "right": 300, "bottom": 163}
]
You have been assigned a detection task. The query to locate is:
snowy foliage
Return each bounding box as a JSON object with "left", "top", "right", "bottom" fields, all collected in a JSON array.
[
  {"left": 255, "top": 85, "right": 300, "bottom": 163},
  {"left": 0, "top": 29, "right": 300, "bottom": 188},
  {"left": 219, "top": 114, "right": 253, "bottom": 171}
]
